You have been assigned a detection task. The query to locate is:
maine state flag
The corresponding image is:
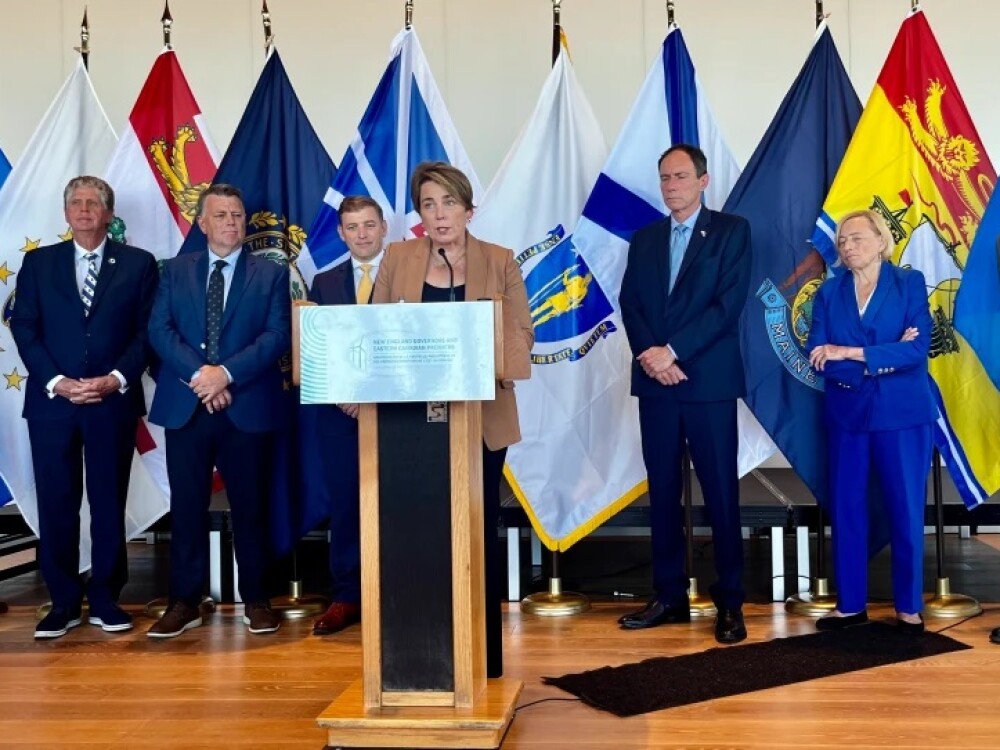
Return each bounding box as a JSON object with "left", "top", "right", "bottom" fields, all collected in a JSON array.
[
  {"left": 178, "top": 48, "right": 337, "bottom": 556},
  {"left": 297, "top": 26, "right": 480, "bottom": 284},
  {"left": 729, "top": 23, "right": 861, "bottom": 505}
]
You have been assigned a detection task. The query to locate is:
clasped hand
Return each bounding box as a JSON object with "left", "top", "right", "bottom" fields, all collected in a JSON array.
[
  {"left": 189, "top": 365, "right": 232, "bottom": 413},
  {"left": 637, "top": 346, "right": 688, "bottom": 387},
  {"left": 54, "top": 375, "right": 120, "bottom": 405}
]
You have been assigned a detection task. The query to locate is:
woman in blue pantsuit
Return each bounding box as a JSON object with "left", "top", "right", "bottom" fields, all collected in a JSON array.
[{"left": 807, "top": 209, "right": 935, "bottom": 634}]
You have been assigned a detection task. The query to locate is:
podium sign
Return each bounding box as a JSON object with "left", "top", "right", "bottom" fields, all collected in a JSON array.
[{"left": 299, "top": 301, "right": 496, "bottom": 404}]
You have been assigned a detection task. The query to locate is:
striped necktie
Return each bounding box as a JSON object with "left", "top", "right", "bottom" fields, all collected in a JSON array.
[{"left": 81, "top": 253, "right": 99, "bottom": 316}]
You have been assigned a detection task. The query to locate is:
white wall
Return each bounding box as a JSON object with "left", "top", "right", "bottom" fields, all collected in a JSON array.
[{"left": 1, "top": 0, "right": 998, "bottom": 188}]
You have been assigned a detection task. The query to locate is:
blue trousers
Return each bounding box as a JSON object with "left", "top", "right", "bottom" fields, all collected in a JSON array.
[
  {"left": 637, "top": 397, "right": 744, "bottom": 610},
  {"left": 828, "top": 423, "right": 932, "bottom": 614}
]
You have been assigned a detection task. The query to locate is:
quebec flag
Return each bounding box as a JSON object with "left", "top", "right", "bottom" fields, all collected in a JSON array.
[
  {"left": 297, "top": 26, "right": 481, "bottom": 284},
  {"left": 507, "top": 26, "right": 773, "bottom": 550}
]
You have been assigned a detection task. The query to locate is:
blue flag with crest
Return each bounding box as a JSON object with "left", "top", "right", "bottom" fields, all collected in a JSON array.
[
  {"left": 727, "top": 25, "right": 861, "bottom": 507},
  {"left": 178, "top": 49, "right": 336, "bottom": 557}
]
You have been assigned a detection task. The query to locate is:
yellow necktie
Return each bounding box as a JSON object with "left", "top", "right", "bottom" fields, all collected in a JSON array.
[{"left": 356, "top": 263, "right": 373, "bottom": 304}]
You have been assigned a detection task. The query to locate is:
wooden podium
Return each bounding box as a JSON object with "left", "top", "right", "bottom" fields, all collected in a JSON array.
[{"left": 298, "top": 300, "right": 522, "bottom": 749}]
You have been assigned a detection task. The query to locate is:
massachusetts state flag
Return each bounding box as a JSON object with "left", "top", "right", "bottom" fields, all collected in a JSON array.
[
  {"left": 730, "top": 23, "right": 862, "bottom": 506},
  {"left": 812, "top": 7, "right": 1000, "bottom": 507},
  {"left": 469, "top": 41, "right": 608, "bottom": 550},
  {"left": 298, "top": 26, "right": 480, "bottom": 284},
  {"left": 178, "top": 48, "right": 337, "bottom": 558},
  {"left": 0, "top": 58, "right": 118, "bottom": 567},
  {"left": 105, "top": 48, "right": 220, "bottom": 529}
]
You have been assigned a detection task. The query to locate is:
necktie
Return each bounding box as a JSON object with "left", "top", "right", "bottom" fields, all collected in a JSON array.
[
  {"left": 356, "top": 263, "right": 373, "bottom": 304},
  {"left": 81, "top": 253, "right": 98, "bottom": 316},
  {"left": 668, "top": 225, "right": 689, "bottom": 293},
  {"left": 206, "top": 259, "right": 227, "bottom": 364}
]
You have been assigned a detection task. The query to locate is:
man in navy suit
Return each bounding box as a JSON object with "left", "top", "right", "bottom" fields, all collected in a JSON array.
[
  {"left": 618, "top": 144, "right": 752, "bottom": 644},
  {"left": 146, "top": 184, "right": 290, "bottom": 638},
  {"left": 11, "top": 176, "right": 158, "bottom": 639},
  {"left": 307, "top": 195, "right": 387, "bottom": 636}
]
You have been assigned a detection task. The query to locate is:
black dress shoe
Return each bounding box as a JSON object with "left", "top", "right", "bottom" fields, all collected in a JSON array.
[
  {"left": 619, "top": 600, "right": 690, "bottom": 630},
  {"left": 715, "top": 608, "right": 747, "bottom": 644},
  {"left": 990, "top": 627, "right": 1000, "bottom": 645},
  {"left": 895, "top": 616, "right": 924, "bottom": 635},
  {"left": 816, "top": 610, "right": 869, "bottom": 631}
]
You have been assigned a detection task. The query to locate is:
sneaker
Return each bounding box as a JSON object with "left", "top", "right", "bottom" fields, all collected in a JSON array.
[
  {"left": 88, "top": 603, "right": 134, "bottom": 632},
  {"left": 244, "top": 602, "right": 280, "bottom": 634},
  {"left": 147, "top": 601, "right": 203, "bottom": 639},
  {"left": 35, "top": 608, "right": 83, "bottom": 640}
]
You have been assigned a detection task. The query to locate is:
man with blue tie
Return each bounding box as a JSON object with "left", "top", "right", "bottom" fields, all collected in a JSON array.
[
  {"left": 618, "top": 144, "right": 752, "bottom": 644},
  {"left": 307, "top": 195, "right": 386, "bottom": 636},
  {"left": 146, "top": 184, "right": 290, "bottom": 638},
  {"left": 11, "top": 176, "right": 158, "bottom": 639}
]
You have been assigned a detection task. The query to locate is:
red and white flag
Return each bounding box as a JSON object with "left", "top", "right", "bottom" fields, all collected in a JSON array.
[{"left": 104, "top": 48, "right": 220, "bottom": 533}]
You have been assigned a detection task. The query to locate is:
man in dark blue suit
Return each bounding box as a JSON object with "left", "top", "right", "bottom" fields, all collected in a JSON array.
[
  {"left": 307, "top": 195, "right": 386, "bottom": 636},
  {"left": 618, "top": 144, "right": 752, "bottom": 644},
  {"left": 11, "top": 176, "right": 158, "bottom": 639},
  {"left": 146, "top": 184, "right": 290, "bottom": 638}
]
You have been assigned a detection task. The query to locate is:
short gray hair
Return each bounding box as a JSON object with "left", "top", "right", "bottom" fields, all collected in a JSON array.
[{"left": 63, "top": 176, "right": 115, "bottom": 213}]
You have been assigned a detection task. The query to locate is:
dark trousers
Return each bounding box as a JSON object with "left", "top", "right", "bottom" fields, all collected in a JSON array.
[
  {"left": 828, "top": 423, "right": 932, "bottom": 615},
  {"left": 28, "top": 405, "right": 136, "bottom": 611},
  {"left": 482, "top": 444, "right": 507, "bottom": 679},
  {"left": 637, "top": 397, "right": 744, "bottom": 611},
  {"left": 324, "top": 424, "right": 361, "bottom": 605},
  {"left": 165, "top": 408, "right": 273, "bottom": 606}
]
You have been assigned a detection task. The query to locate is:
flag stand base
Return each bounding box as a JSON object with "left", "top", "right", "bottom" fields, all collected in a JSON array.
[
  {"left": 785, "top": 577, "right": 838, "bottom": 616},
  {"left": 521, "top": 577, "right": 590, "bottom": 616},
  {"left": 271, "top": 579, "right": 328, "bottom": 620},
  {"left": 688, "top": 577, "right": 717, "bottom": 618},
  {"left": 924, "top": 577, "right": 981, "bottom": 619}
]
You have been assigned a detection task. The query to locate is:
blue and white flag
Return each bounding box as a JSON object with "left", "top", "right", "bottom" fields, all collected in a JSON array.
[
  {"left": 297, "top": 27, "right": 481, "bottom": 284},
  {"left": 469, "top": 42, "right": 608, "bottom": 550},
  {"left": 729, "top": 24, "right": 862, "bottom": 506}
]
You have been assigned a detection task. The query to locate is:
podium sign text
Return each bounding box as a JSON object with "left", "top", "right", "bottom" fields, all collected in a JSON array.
[{"left": 299, "top": 301, "right": 496, "bottom": 404}]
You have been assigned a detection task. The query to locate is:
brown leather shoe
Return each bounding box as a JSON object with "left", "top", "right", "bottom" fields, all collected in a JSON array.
[
  {"left": 244, "top": 602, "right": 280, "bottom": 634},
  {"left": 148, "top": 601, "right": 202, "bottom": 639},
  {"left": 313, "top": 602, "right": 361, "bottom": 635}
]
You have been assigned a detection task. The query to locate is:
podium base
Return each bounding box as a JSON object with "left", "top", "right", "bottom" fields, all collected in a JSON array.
[{"left": 318, "top": 677, "right": 522, "bottom": 749}]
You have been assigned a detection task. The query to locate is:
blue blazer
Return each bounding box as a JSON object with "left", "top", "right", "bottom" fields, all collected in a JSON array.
[
  {"left": 148, "top": 250, "right": 290, "bottom": 433},
  {"left": 619, "top": 208, "right": 751, "bottom": 402},
  {"left": 806, "top": 262, "right": 935, "bottom": 433},
  {"left": 11, "top": 239, "right": 158, "bottom": 420},
  {"left": 307, "top": 259, "right": 364, "bottom": 439}
]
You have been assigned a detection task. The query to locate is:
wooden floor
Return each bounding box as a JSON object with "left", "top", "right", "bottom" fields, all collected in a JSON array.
[{"left": 2, "top": 599, "right": 1000, "bottom": 749}]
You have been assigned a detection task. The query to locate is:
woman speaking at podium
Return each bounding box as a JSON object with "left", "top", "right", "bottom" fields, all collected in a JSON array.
[{"left": 373, "top": 161, "right": 534, "bottom": 678}]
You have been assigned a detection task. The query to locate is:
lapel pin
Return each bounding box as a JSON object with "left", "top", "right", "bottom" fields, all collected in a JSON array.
[
  {"left": 108, "top": 257, "right": 116, "bottom": 264},
  {"left": 700, "top": 230, "right": 707, "bottom": 237}
]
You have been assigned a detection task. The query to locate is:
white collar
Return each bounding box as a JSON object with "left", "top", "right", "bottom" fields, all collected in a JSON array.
[
  {"left": 74, "top": 238, "right": 108, "bottom": 259},
  {"left": 351, "top": 249, "right": 384, "bottom": 271}
]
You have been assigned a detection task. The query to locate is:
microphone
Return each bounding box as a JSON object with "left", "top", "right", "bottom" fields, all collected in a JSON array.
[{"left": 437, "top": 248, "right": 456, "bottom": 302}]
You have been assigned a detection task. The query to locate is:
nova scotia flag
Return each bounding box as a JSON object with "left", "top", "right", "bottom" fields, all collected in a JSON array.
[{"left": 297, "top": 27, "right": 481, "bottom": 285}]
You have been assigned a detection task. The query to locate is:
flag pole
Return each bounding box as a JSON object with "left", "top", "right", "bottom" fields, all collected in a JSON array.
[
  {"left": 924, "top": 450, "right": 981, "bottom": 618},
  {"left": 521, "top": 0, "right": 590, "bottom": 619},
  {"left": 161, "top": 1, "right": 173, "bottom": 49},
  {"left": 405, "top": 0, "right": 414, "bottom": 30},
  {"left": 783, "top": 0, "right": 838, "bottom": 618},
  {"left": 255, "top": 0, "right": 326, "bottom": 622},
  {"left": 667, "top": 0, "right": 675, "bottom": 27},
  {"left": 74, "top": 7, "right": 90, "bottom": 69}
]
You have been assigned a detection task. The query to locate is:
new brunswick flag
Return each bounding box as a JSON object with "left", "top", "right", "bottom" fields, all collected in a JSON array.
[{"left": 812, "top": 7, "right": 1000, "bottom": 506}]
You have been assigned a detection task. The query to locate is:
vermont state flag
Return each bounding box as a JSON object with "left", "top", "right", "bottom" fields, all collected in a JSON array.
[{"left": 812, "top": 7, "right": 1000, "bottom": 506}]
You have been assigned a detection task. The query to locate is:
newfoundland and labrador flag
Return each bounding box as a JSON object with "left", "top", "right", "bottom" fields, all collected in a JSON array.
[
  {"left": 178, "top": 48, "right": 337, "bottom": 558},
  {"left": 730, "top": 23, "right": 862, "bottom": 506},
  {"left": 104, "top": 47, "right": 220, "bottom": 528},
  {"left": 0, "top": 59, "right": 118, "bottom": 566},
  {"left": 469, "top": 41, "right": 608, "bottom": 550},
  {"left": 812, "top": 7, "right": 1000, "bottom": 507},
  {"left": 297, "top": 26, "right": 481, "bottom": 284}
]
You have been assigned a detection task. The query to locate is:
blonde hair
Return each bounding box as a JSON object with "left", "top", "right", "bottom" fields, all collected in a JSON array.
[{"left": 835, "top": 210, "right": 894, "bottom": 261}]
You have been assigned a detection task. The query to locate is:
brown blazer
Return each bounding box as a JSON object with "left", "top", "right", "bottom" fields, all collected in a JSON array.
[{"left": 372, "top": 235, "right": 534, "bottom": 450}]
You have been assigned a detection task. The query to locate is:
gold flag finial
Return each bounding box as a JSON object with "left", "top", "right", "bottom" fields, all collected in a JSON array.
[
  {"left": 74, "top": 7, "right": 90, "bottom": 68},
  {"left": 405, "top": 0, "right": 414, "bottom": 30},
  {"left": 262, "top": 0, "right": 274, "bottom": 50},
  {"left": 161, "top": 1, "right": 173, "bottom": 49}
]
